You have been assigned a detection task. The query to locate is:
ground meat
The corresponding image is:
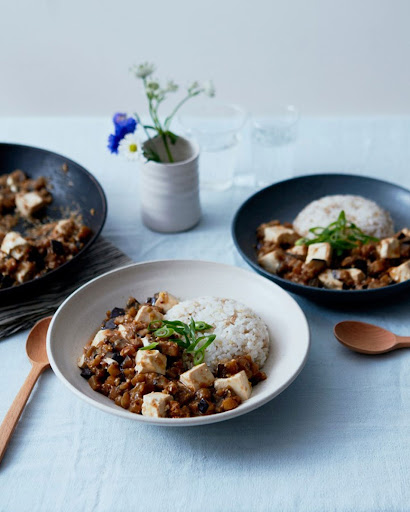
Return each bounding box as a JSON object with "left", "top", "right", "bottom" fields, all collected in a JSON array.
[
  {"left": 0, "top": 170, "right": 92, "bottom": 288},
  {"left": 78, "top": 296, "right": 267, "bottom": 418},
  {"left": 217, "top": 355, "right": 267, "bottom": 383},
  {"left": 257, "top": 220, "right": 410, "bottom": 290}
]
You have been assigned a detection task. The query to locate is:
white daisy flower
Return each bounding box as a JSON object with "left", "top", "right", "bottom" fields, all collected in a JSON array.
[
  {"left": 202, "top": 80, "right": 215, "bottom": 98},
  {"left": 132, "top": 62, "right": 155, "bottom": 79},
  {"left": 118, "top": 133, "right": 142, "bottom": 161}
]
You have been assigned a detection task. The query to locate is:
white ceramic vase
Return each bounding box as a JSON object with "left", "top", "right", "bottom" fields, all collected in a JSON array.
[{"left": 140, "top": 136, "right": 201, "bottom": 233}]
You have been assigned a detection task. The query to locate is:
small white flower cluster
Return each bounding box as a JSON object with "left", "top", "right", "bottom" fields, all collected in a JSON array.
[
  {"left": 202, "top": 80, "right": 216, "bottom": 98},
  {"left": 187, "top": 80, "right": 215, "bottom": 98},
  {"left": 131, "top": 62, "right": 156, "bottom": 79},
  {"left": 131, "top": 62, "right": 215, "bottom": 102}
]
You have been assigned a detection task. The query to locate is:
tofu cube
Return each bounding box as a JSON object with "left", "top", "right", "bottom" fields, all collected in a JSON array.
[
  {"left": 118, "top": 323, "right": 134, "bottom": 340},
  {"left": 15, "top": 261, "right": 34, "bottom": 283},
  {"left": 179, "top": 363, "right": 215, "bottom": 392},
  {"left": 287, "top": 244, "right": 308, "bottom": 259},
  {"left": 154, "top": 291, "right": 179, "bottom": 313},
  {"left": 135, "top": 349, "right": 167, "bottom": 375},
  {"left": 1, "top": 231, "right": 28, "bottom": 260},
  {"left": 52, "top": 219, "right": 75, "bottom": 238},
  {"left": 378, "top": 237, "right": 401, "bottom": 259},
  {"left": 134, "top": 305, "right": 164, "bottom": 325},
  {"left": 118, "top": 323, "right": 127, "bottom": 337},
  {"left": 389, "top": 260, "right": 410, "bottom": 283},
  {"left": 214, "top": 370, "right": 252, "bottom": 402},
  {"left": 141, "top": 336, "right": 154, "bottom": 347},
  {"left": 142, "top": 392, "right": 172, "bottom": 418},
  {"left": 15, "top": 191, "right": 45, "bottom": 217},
  {"left": 77, "top": 354, "right": 86, "bottom": 368},
  {"left": 344, "top": 268, "right": 365, "bottom": 284},
  {"left": 6, "top": 175, "right": 18, "bottom": 193},
  {"left": 263, "top": 225, "right": 299, "bottom": 245},
  {"left": 318, "top": 269, "right": 343, "bottom": 290},
  {"left": 306, "top": 243, "right": 332, "bottom": 265},
  {"left": 103, "top": 357, "right": 117, "bottom": 366},
  {"left": 258, "top": 249, "right": 283, "bottom": 274},
  {"left": 91, "top": 329, "right": 112, "bottom": 347}
]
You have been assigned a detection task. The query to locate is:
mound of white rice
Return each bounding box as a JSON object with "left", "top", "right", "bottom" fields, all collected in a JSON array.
[
  {"left": 293, "top": 194, "right": 394, "bottom": 239},
  {"left": 165, "top": 297, "right": 269, "bottom": 371}
]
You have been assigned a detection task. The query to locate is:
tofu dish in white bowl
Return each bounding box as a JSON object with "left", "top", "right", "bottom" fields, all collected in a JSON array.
[
  {"left": 47, "top": 260, "right": 310, "bottom": 426},
  {"left": 78, "top": 292, "right": 269, "bottom": 419}
]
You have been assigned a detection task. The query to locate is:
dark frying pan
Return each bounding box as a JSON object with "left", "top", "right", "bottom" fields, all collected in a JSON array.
[{"left": 0, "top": 143, "right": 107, "bottom": 300}]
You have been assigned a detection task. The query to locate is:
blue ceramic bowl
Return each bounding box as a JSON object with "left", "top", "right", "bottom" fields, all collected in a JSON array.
[{"left": 232, "top": 174, "right": 410, "bottom": 305}]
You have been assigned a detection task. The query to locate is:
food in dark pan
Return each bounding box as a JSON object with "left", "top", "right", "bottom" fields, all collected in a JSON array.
[
  {"left": 0, "top": 169, "right": 92, "bottom": 289},
  {"left": 78, "top": 293, "right": 268, "bottom": 418},
  {"left": 256, "top": 195, "right": 410, "bottom": 290}
]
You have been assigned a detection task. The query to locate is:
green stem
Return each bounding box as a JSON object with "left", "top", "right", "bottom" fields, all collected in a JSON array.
[
  {"left": 160, "top": 131, "right": 174, "bottom": 163},
  {"left": 134, "top": 113, "right": 152, "bottom": 140},
  {"left": 164, "top": 91, "right": 200, "bottom": 130},
  {"left": 143, "top": 78, "right": 162, "bottom": 132}
]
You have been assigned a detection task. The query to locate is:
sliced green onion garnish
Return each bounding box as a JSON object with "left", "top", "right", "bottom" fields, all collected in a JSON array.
[
  {"left": 153, "top": 326, "right": 175, "bottom": 338},
  {"left": 193, "top": 351, "right": 205, "bottom": 365},
  {"left": 145, "top": 317, "right": 217, "bottom": 364},
  {"left": 194, "top": 321, "right": 213, "bottom": 331},
  {"left": 140, "top": 342, "right": 159, "bottom": 351},
  {"left": 185, "top": 335, "right": 207, "bottom": 353},
  {"left": 168, "top": 338, "right": 189, "bottom": 348},
  {"left": 162, "top": 320, "right": 186, "bottom": 328},
  {"left": 295, "top": 210, "right": 380, "bottom": 256},
  {"left": 148, "top": 320, "right": 163, "bottom": 331},
  {"left": 197, "top": 334, "right": 216, "bottom": 352},
  {"left": 189, "top": 318, "right": 197, "bottom": 339}
]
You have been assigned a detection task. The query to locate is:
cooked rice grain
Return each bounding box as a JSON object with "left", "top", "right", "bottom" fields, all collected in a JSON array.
[
  {"left": 165, "top": 297, "right": 269, "bottom": 371},
  {"left": 293, "top": 194, "right": 394, "bottom": 239}
]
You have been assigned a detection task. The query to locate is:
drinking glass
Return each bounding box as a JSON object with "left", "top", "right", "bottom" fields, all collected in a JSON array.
[
  {"left": 251, "top": 105, "right": 299, "bottom": 187},
  {"left": 178, "top": 101, "right": 247, "bottom": 190}
]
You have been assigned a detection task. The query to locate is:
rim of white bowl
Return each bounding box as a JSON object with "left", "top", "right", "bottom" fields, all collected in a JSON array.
[{"left": 47, "top": 259, "right": 310, "bottom": 426}]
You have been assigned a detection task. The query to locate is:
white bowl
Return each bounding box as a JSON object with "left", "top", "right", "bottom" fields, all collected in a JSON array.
[{"left": 47, "top": 260, "right": 310, "bottom": 426}]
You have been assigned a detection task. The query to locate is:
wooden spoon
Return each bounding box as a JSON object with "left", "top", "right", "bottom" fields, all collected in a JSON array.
[
  {"left": 334, "top": 320, "right": 410, "bottom": 354},
  {"left": 0, "top": 316, "right": 52, "bottom": 463}
]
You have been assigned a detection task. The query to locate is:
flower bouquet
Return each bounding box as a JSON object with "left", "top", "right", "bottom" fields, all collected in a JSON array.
[
  {"left": 108, "top": 63, "right": 215, "bottom": 233},
  {"left": 108, "top": 62, "right": 214, "bottom": 163}
]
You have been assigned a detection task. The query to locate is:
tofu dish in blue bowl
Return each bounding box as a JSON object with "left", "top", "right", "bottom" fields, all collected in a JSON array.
[{"left": 232, "top": 174, "right": 410, "bottom": 305}]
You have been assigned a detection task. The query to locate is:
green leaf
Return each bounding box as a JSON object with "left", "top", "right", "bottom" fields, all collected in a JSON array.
[
  {"left": 166, "top": 131, "right": 178, "bottom": 145},
  {"left": 143, "top": 147, "right": 161, "bottom": 163}
]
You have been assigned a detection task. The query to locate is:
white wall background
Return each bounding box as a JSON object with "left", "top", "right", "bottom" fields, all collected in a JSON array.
[{"left": 1, "top": 0, "right": 409, "bottom": 117}]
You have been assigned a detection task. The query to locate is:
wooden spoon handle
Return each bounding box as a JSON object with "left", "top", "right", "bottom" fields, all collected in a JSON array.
[
  {"left": 0, "top": 363, "right": 46, "bottom": 464},
  {"left": 395, "top": 336, "right": 410, "bottom": 349}
]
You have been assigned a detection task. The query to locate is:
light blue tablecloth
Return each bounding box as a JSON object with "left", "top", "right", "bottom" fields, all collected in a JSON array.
[{"left": 1, "top": 118, "right": 410, "bottom": 512}]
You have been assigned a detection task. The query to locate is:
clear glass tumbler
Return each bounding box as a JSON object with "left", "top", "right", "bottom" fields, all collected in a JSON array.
[
  {"left": 251, "top": 105, "right": 299, "bottom": 188},
  {"left": 178, "top": 101, "right": 247, "bottom": 190}
]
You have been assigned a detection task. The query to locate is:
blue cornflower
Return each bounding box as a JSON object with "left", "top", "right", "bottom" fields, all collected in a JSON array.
[{"left": 107, "top": 113, "right": 137, "bottom": 154}]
